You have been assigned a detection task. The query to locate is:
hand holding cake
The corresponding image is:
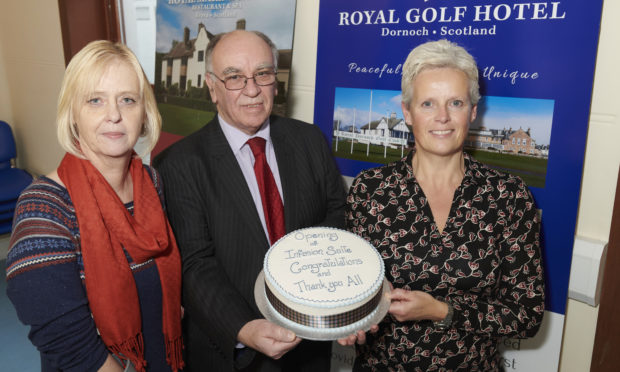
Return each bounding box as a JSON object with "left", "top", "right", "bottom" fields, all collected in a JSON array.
[
  {"left": 388, "top": 288, "right": 450, "bottom": 323},
  {"left": 237, "top": 319, "right": 301, "bottom": 360},
  {"left": 336, "top": 285, "right": 449, "bottom": 346},
  {"left": 336, "top": 324, "right": 380, "bottom": 347}
]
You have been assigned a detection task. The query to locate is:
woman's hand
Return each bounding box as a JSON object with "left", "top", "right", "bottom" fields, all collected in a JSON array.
[
  {"left": 336, "top": 324, "right": 380, "bottom": 346},
  {"left": 388, "top": 288, "right": 448, "bottom": 322}
]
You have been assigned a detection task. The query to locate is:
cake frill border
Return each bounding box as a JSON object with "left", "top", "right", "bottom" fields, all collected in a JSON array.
[{"left": 265, "top": 281, "right": 383, "bottom": 328}]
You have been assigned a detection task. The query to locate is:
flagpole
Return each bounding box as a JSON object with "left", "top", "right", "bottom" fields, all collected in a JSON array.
[
  {"left": 351, "top": 108, "right": 356, "bottom": 154},
  {"left": 335, "top": 106, "right": 340, "bottom": 152},
  {"left": 367, "top": 90, "right": 372, "bottom": 157},
  {"left": 384, "top": 110, "right": 388, "bottom": 158}
]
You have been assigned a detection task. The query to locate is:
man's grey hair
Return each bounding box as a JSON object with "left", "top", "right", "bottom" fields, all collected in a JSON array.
[{"left": 205, "top": 30, "right": 279, "bottom": 77}]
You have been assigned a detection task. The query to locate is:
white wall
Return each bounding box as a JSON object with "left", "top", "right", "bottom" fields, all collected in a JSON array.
[
  {"left": 559, "top": 0, "right": 620, "bottom": 371},
  {"left": 0, "top": 1, "right": 66, "bottom": 175},
  {"left": 0, "top": 33, "right": 13, "bottom": 124},
  {"left": 121, "top": 0, "right": 157, "bottom": 83}
]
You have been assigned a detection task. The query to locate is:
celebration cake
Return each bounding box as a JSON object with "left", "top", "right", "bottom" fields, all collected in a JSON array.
[{"left": 258, "top": 227, "right": 387, "bottom": 339}]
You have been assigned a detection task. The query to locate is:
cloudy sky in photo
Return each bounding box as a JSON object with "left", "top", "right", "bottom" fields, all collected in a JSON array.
[
  {"left": 333, "top": 87, "right": 403, "bottom": 129},
  {"left": 472, "top": 96, "right": 554, "bottom": 145},
  {"left": 156, "top": 0, "right": 296, "bottom": 53}
]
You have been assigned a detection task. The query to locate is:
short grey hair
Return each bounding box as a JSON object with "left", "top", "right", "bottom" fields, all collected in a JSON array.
[
  {"left": 205, "top": 30, "right": 279, "bottom": 77},
  {"left": 401, "top": 39, "right": 480, "bottom": 107}
]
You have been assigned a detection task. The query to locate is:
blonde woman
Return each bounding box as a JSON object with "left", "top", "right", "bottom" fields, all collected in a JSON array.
[
  {"left": 345, "top": 40, "right": 544, "bottom": 371},
  {"left": 6, "top": 41, "right": 184, "bottom": 372}
]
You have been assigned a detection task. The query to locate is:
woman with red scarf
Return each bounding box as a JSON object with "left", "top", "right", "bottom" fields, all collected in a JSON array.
[{"left": 6, "top": 41, "right": 184, "bottom": 372}]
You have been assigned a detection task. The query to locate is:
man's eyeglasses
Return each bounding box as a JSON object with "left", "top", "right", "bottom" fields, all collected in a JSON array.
[{"left": 209, "top": 70, "right": 277, "bottom": 90}]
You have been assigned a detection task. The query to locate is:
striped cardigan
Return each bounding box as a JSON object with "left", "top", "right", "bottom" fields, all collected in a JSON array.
[{"left": 6, "top": 169, "right": 172, "bottom": 372}]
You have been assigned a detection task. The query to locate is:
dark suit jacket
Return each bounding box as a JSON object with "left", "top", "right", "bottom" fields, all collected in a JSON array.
[{"left": 154, "top": 115, "right": 346, "bottom": 372}]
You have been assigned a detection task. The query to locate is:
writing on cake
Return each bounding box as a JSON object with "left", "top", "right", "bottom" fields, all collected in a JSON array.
[
  {"left": 294, "top": 274, "right": 365, "bottom": 293},
  {"left": 260, "top": 227, "right": 386, "bottom": 334}
]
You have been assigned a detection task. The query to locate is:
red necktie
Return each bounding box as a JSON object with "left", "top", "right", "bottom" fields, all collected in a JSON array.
[{"left": 247, "top": 137, "right": 286, "bottom": 245}]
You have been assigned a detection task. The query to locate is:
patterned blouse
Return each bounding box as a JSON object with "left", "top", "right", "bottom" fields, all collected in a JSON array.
[{"left": 346, "top": 150, "right": 544, "bottom": 372}]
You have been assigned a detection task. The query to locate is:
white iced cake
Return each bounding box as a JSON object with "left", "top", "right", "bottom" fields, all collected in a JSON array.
[{"left": 263, "top": 227, "right": 385, "bottom": 331}]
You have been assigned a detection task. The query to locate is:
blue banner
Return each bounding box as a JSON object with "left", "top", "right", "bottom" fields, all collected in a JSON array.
[{"left": 314, "top": 0, "right": 603, "bottom": 317}]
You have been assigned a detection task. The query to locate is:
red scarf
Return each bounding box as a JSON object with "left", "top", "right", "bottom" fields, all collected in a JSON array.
[{"left": 58, "top": 153, "right": 184, "bottom": 372}]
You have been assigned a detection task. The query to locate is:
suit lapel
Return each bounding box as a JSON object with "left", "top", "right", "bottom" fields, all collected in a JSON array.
[
  {"left": 206, "top": 118, "right": 269, "bottom": 248},
  {"left": 270, "top": 116, "right": 298, "bottom": 233}
]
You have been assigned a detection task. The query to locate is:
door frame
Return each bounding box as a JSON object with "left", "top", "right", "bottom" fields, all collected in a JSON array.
[
  {"left": 590, "top": 167, "right": 620, "bottom": 370},
  {"left": 57, "top": 0, "right": 121, "bottom": 65}
]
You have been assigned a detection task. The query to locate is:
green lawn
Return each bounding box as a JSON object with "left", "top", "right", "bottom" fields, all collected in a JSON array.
[
  {"left": 333, "top": 140, "right": 407, "bottom": 163},
  {"left": 464, "top": 149, "right": 547, "bottom": 188},
  {"left": 158, "top": 103, "right": 215, "bottom": 136},
  {"left": 333, "top": 140, "right": 547, "bottom": 188},
  {"left": 465, "top": 149, "right": 548, "bottom": 174}
]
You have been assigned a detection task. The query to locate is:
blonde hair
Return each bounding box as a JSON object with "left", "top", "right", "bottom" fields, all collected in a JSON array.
[
  {"left": 401, "top": 39, "right": 480, "bottom": 107},
  {"left": 57, "top": 40, "right": 161, "bottom": 157}
]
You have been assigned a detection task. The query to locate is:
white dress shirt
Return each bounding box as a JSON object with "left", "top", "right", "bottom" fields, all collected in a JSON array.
[{"left": 219, "top": 115, "right": 284, "bottom": 244}]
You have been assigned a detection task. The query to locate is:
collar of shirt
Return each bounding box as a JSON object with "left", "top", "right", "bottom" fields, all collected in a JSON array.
[
  {"left": 218, "top": 114, "right": 272, "bottom": 155},
  {"left": 399, "top": 148, "right": 482, "bottom": 186}
]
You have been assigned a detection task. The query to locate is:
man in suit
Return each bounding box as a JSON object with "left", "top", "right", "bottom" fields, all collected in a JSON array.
[{"left": 154, "top": 30, "right": 346, "bottom": 371}]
